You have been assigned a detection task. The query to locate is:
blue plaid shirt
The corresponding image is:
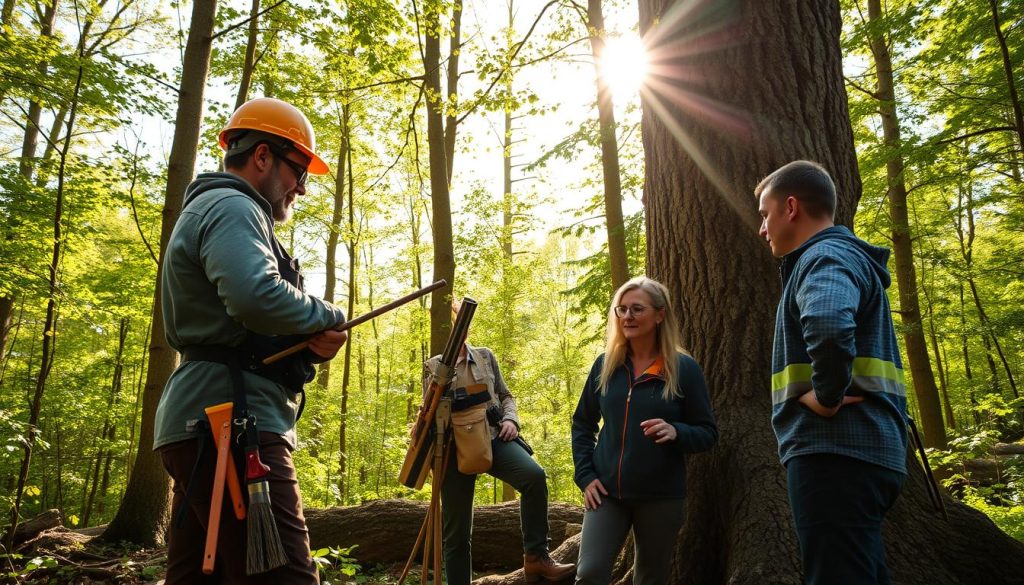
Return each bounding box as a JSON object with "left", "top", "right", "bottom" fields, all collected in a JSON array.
[{"left": 771, "top": 226, "right": 908, "bottom": 474}]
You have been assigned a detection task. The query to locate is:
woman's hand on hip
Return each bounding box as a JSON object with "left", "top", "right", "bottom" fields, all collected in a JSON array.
[{"left": 583, "top": 479, "right": 608, "bottom": 510}]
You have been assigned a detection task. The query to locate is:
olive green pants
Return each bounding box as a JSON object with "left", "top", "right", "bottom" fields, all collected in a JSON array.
[{"left": 442, "top": 438, "right": 550, "bottom": 585}]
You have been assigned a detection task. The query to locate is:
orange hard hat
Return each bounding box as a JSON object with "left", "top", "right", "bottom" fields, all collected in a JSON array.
[{"left": 218, "top": 97, "right": 329, "bottom": 175}]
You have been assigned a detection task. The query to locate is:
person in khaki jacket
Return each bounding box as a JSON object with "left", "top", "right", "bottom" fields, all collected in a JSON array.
[{"left": 421, "top": 302, "right": 574, "bottom": 584}]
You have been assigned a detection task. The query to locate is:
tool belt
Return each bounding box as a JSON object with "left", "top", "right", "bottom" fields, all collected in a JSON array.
[{"left": 181, "top": 339, "right": 316, "bottom": 421}]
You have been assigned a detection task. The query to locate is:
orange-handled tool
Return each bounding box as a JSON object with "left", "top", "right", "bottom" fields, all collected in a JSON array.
[
  {"left": 203, "top": 415, "right": 231, "bottom": 574},
  {"left": 205, "top": 403, "right": 246, "bottom": 521}
]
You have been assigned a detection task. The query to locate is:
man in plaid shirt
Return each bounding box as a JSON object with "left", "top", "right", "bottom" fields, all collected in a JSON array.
[{"left": 756, "top": 160, "right": 909, "bottom": 585}]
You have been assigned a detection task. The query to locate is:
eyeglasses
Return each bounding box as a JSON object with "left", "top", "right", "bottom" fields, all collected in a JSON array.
[
  {"left": 266, "top": 143, "right": 309, "bottom": 187},
  {"left": 614, "top": 304, "right": 651, "bottom": 318}
]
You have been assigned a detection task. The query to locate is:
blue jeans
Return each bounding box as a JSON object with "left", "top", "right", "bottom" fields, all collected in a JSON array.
[{"left": 787, "top": 454, "right": 905, "bottom": 585}]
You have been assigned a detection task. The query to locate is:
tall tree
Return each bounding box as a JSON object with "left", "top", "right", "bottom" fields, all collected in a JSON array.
[
  {"left": 5, "top": 34, "right": 83, "bottom": 551},
  {"left": 0, "top": 0, "right": 58, "bottom": 366},
  {"left": 636, "top": 0, "right": 1024, "bottom": 583},
  {"left": 233, "top": 0, "right": 261, "bottom": 111},
  {"left": 100, "top": 0, "right": 219, "bottom": 546},
  {"left": 424, "top": 0, "right": 454, "bottom": 356},
  {"left": 587, "top": 0, "right": 629, "bottom": 290},
  {"left": 858, "top": 0, "right": 947, "bottom": 447}
]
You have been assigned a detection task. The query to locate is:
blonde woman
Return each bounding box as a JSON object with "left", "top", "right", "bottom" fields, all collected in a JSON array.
[{"left": 571, "top": 277, "right": 718, "bottom": 584}]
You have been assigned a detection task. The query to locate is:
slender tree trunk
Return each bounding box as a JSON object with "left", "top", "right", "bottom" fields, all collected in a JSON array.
[
  {"left": 425, "top": 0, "right": 454, "bottom": 356},
  {"left": 988, "top": 0, "right": 1024, "bottom": 151},
  {"left": 953, "top": 168, "right": 1017, "bottom": 398},
  {"left": 637, "top": 1, "right": 1024, "bottom": 582},
  {"left": 85, "top": 317, "right": 128, "bottom": 525},
  {"left": 588, "top": 0, "right": 629, "bottom": 290},
  {"left": 444, "top": 0, "right": 463, "bottom": 184},
  {"left": 1, "top": 0, "right": 15, "bottom": 26},
  {"left": 967, "top": 278, "right": 1018, "bottom": 398},
  {"left": 233, "top": 0, "right": 261, "bottom": 111},
  {"left": 83, "top": 437, "right": 103, "bottom": 526},
  {"left": 865, "top": 0, "right": 946, "bottom": 448},
  {"left": 923, "top": 276, "right": 955, "bottom": 430},
  {"left": 960, "top": 284, "right": 980, "bottom": 426},
  {"left": 0, "top": 296, "right": 13, "bottom": 369},
  {"left": 101, "top": 0, "right": 218, "bottom": 546},
  {"left": 0, "top": 0, "right": 59, "bottom": 362},
  {"left": 125, "top": 320, "right": 151, "bottom": 474},
  {"left": 6, "top": 54, "right": 83, "bottom": 551},
  {"left": 338, "top": 108, "right": 357, "bottom": 504},
  {"left": 96, "top": 432, "right": 115, "bottom": 517},
  {"left": 502, "top": 107, "right": 515, "bottom": 259}
]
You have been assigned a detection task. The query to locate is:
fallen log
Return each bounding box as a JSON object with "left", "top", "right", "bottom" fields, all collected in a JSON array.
[
  {"left": 305, "top": 499, "right": 583, "bottom": 571},
  {"left": 11, "top": 509, "right": 62, "bottom": 546}
]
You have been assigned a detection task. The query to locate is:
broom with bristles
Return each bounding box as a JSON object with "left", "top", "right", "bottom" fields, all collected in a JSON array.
[{"left": 244, "top": 445, "right": 288, "bottom": 574}]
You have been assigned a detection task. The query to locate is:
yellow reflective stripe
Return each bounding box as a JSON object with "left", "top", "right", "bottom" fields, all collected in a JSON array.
[
  {"left": 851, "top": 357, "right": 904, "bottom": 384},
  {"left": 771, "top": 363, "right": 812, "bottom": 392},
  {"left": 771, "top": 358, "right": 904, "bottom": 393}
]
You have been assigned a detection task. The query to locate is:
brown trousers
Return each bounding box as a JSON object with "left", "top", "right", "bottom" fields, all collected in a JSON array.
[{"left": 160, "top": 433, "right": 319, "bottom": 585}]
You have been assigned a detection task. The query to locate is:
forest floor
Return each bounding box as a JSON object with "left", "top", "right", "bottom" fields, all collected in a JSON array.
[{"left": 2, "top": 527, "right": 477, "bottom": 584}]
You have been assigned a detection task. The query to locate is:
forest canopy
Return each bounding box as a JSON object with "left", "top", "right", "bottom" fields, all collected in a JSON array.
[{"left": 1, "top": 0, "right": 1022, "bottom": 581}]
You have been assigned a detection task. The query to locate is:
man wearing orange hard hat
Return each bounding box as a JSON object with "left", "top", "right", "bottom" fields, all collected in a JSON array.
[{"left": 155, "top": 97, "right": 345, "bottom": 584}]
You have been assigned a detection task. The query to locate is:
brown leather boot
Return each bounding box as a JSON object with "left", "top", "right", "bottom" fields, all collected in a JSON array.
[{"left": 523, "top": 552, "right": 575, "bottom": 583}]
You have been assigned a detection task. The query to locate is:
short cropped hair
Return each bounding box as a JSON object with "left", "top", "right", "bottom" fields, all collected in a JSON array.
[
  {"left": 223, "top": 130, "right": 295, "bottom": 171},
  {"left": 754, "top": 160, "right": 836, "bottom": 220}
]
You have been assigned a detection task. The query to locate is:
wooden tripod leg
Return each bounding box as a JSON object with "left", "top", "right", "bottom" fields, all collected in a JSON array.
[
  {"left": 397, "top": 507, "right": 430, "bottom": 585},
  {"left": 421, "top": 497, "right": 433, "bottom": 585},
  {"left": 432, "top": 492, "right": 442, "bottom": 585}
]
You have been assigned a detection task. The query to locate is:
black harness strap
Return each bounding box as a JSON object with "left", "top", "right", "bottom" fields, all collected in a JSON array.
[
  {"left": 181, "top": 344, "right": 308, "bottom": 422},
  {"left": 175, "top": 419, "right": 211, "bottom": 529}
]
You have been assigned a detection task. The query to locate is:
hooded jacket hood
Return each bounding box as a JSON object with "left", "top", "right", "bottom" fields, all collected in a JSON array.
[
  {"left": 781, "top": 225, "right": 891, "bottom": 288},
  {"left": 182, "top": 172, "right": 273, "bottom": 219}
]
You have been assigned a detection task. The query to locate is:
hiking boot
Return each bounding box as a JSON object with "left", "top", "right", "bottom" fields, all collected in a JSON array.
[{"left": 523, "top": 552, "right": 575, "bottom": 583}]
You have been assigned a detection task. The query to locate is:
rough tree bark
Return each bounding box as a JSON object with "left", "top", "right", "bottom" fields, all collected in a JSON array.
[
  {"left": 100, "top": 0, "right": 219, "bottom": 546},
  {"left": 633, "top": 0, "right": 1024, "bottom": 583}
]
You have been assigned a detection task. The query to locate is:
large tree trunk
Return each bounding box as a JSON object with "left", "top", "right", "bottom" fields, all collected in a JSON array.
[
  {"left": 425, "top": 0, "right": 454, "bottom": 356},
  {"left": 636, "top": 1, "right": 1024, "bottom": 583},
  {"left": 864, "top": 0, "right": 947, "bottom": 448},
  {"left": 100, "top": 0, "right": 218, "bottom": 547},
  {"left": 588, "top": 0, "right": 629, "bottom": 291}
]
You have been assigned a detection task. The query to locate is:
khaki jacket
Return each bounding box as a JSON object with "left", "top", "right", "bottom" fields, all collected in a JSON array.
[{"left": 423, "top": 344, "right": 519, "bottom": 439}]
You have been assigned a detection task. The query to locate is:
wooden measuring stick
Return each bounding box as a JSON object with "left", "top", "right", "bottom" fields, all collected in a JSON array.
[{"left": 262, "top": 279, "right": 446, "bottom": 366}]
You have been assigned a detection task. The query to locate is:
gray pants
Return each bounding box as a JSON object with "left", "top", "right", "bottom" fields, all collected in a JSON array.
[{"left": 575, "top": 496, "right": 685, "bottom": 585}]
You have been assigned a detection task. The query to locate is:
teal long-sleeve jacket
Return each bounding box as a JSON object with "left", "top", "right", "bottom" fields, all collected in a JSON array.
[{"left": 154, "top": 173, "right": 344, "bottom": 450}]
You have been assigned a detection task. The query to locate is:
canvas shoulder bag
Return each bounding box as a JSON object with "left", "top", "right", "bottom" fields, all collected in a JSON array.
[{"left": 451, "top": 382, "right": 493, "bottom": 474}]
